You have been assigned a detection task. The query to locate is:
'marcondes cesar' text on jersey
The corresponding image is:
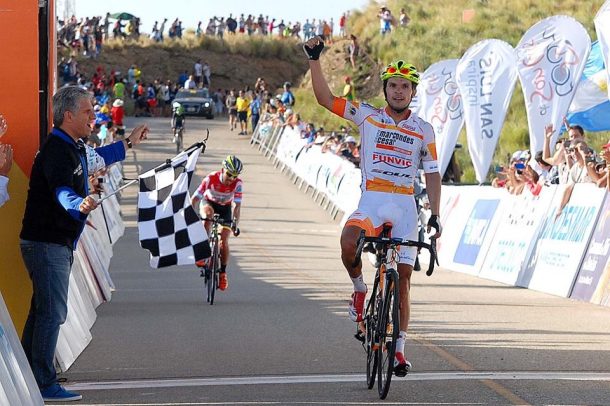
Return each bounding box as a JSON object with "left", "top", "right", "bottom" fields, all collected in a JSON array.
[
  {"left": 193, "top": 170, "right": 243, "bottom": 206},
  {"left": 331, "top": 97, "right": 439, "bottom": 194}
]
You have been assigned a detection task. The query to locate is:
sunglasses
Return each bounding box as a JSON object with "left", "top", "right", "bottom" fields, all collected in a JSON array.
[
  {"left": 386, "top": 66, "right": 410, "bottom": 75},
  {"left": 225, "top": 171, "right": 239, "bottom": 179}
]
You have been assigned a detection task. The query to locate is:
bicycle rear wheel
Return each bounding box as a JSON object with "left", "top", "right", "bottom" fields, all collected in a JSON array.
[
  {"left": 365, "top": 279, "right": 379, "bottom": 389},
  {"left": 377, "top": 269, "right": 399, "bottom": 399}
]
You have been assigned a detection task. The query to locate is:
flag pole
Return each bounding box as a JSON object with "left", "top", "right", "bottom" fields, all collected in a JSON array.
[
  {"left": 98, "top": 181, "right": 113, "bottom": 244},
  {"left": 97, "top": 133, "right": 208, "bottom": 204},
  {"left": 97, "top": 179, "right": 138, "bottom": 203}
]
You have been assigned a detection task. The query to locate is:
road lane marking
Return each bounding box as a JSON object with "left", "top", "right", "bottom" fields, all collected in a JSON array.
[
  {"left": 76, "top": 402, "right": 480, "bottom": 405},
  {"left": 412, "top": 336, "right": 530, "bottom": 405},
  {"left": 240, "top": 227, "right": 338, "bottom": 234},
  {"left": 67, "top": 371, "right": 610, "bottom": 391}
]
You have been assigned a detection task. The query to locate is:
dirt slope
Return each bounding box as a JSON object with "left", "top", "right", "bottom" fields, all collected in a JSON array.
[{"left": 75, "top": 44, "right": 309, "bottom": 92}]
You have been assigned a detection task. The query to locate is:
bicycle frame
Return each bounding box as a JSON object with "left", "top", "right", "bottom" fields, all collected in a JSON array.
[
  {"left": 354, "top": 227, "right": 438, "bottom": 398},
  {"left": 200, "top": 214, "right": 240, "bottom": 305}
]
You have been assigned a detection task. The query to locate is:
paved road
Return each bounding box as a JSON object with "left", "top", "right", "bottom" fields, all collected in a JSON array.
[{"left": 61, "top": 116, "right": 610, "bottom": 405}]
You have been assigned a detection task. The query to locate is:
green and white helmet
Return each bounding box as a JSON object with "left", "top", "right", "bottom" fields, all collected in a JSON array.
[{"left": 222, "top": 155, "right": 243, "bottom": 175}]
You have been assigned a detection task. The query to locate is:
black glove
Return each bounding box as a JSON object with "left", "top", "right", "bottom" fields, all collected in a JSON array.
[
  {"left": 303, "top": 36, "right": 325, "bottom": 60},
  {"left": 231, "top": 221, "right": 240, "bottom": 237},
  {"left": 427, "top": 215, "right": 442, "bottom": 235}
]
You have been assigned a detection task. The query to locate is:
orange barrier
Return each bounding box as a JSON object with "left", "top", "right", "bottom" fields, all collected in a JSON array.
[{"left": 0, "top": 0, "right": 52, "bottom": 334}]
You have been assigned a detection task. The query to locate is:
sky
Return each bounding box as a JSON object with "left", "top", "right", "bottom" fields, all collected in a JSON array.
[{"left": 68, "top": 0, "right": 372, "bottom": 34}]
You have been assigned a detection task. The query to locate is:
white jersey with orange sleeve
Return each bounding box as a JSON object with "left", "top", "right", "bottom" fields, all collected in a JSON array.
[{"left": 330, "top": 97, "right": 439, "bottom": 194}]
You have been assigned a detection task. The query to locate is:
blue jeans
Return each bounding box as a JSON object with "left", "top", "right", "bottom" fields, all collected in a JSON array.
[
  {"left": 251, "top": 114, "right": 260, "bottom": 133},
  {"left": 20, "top": 240, "right": 73, "bottom": 390}
]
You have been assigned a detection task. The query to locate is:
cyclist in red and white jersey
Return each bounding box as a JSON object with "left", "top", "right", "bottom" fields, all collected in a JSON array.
[
  {"left": 304, "top": 36, "right": 442, "bottom": 376},
  {"left": 191, "top": 155, "right": 243, "bottom": 290}
]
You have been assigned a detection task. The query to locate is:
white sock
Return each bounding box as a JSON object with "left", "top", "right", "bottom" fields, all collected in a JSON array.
[
  {"left": 396, "top": 331, "right": 408, "bottom": 354},
  {"left": 351, "top": 274, "right": 367, "bottom": 292}
]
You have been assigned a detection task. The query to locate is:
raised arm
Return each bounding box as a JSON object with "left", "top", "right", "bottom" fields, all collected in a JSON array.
[
  {"left": 303, "top": 36, "right": 334, "bottom": 111},
  {"left": 542, "top": 124, "right": 565, "bottom": 166}
]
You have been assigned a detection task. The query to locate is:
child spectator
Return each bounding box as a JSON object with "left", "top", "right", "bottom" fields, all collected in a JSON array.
[{"left": 110, "top": 99, "right": 125, "bottom": 137}]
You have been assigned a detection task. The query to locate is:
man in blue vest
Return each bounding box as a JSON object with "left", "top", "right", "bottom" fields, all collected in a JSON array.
[{"left": 19, "top": 86, "right": 149, "bottom": 402}]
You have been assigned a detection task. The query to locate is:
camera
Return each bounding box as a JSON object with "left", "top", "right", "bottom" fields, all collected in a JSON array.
[
  {"left": 585, "top": 155, "right": 596, "bottom": 164},
  {"left": 514, "top": 162, "right": 525, "bottom": 175}
]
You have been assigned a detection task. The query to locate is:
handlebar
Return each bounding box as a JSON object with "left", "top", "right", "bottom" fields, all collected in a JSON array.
[
  {"left": 353, "top": 230, "right": 439, "bottom": 276},
  {"left": 201, "top": 216, "right": 240, "bottom": 237}
]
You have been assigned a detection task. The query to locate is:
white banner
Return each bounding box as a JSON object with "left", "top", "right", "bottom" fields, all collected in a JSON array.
[
  {"left": 526, "top": 184, "right": 606, "bottom": 297},
  {"left": 515, "top": 15, "right": 591, "bottom": 154},
  {"left": 437, "top": 186, "right": 504, "bottom": 275},
  {"left": 417, "top": 59, "right": 465, "bottom": 176},
  {"left": 456, "top": 39, "right": 517, "bottom": 183},
  {"left": 0, "top": 293, "right": 43, "bottom": 405},
  {"left": 595, "top": 0, "right": 610, "bottom": 101},
  {"left": 478, "top": 187, "right": 556, "bottom": 285}
]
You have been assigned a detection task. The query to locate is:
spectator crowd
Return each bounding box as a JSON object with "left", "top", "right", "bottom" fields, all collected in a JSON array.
[
  {"left": 57, "top": 49, "right": 363, "bottom": 170},
  {"left": 57, "top": 10, "right": 353, "bottom": 59},
  {"left": 491, "top": 120, "right": 609, "bottom": 204}
]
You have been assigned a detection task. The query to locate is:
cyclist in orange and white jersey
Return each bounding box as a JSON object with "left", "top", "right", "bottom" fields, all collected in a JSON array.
[
  {"left": 304, "top": 36, "right": 442, "bottom": 377},
  {"left": 191, "top": 155, "right": 243, "bottom": 290}
]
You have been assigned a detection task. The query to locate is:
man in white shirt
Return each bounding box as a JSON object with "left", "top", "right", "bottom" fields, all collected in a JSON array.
[
  {"left": 184, "top": 75, "right": 197, "bottom": 90},
  {"left": 203, "top": 62, "right": 211, "bottom": 88},
  {"left": 194, "top": 59, "right": 203, "bottom": 88}
]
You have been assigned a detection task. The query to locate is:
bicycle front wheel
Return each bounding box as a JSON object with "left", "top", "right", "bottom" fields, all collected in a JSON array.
[
  {"left": 207, "top": 239, "right": 219, "bottom": 305},
  {"left": 365, "top": 279, "right": 379, "bottom": 389},
  {"left": 377, "top": 269, "right": 400, "bottom": 399}
]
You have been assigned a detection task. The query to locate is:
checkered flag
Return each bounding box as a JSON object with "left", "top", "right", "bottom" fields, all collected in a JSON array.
[{"left": 137, "top": 145, "right": 210, "bottom": 268}]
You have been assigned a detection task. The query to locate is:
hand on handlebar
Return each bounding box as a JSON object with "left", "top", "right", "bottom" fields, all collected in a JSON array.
[
  {"left": 231, "top": 221, "right": 240, "bottom": 237},
  {"left": 427, "top": 215, "right": 442, "bottom": 238}
]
